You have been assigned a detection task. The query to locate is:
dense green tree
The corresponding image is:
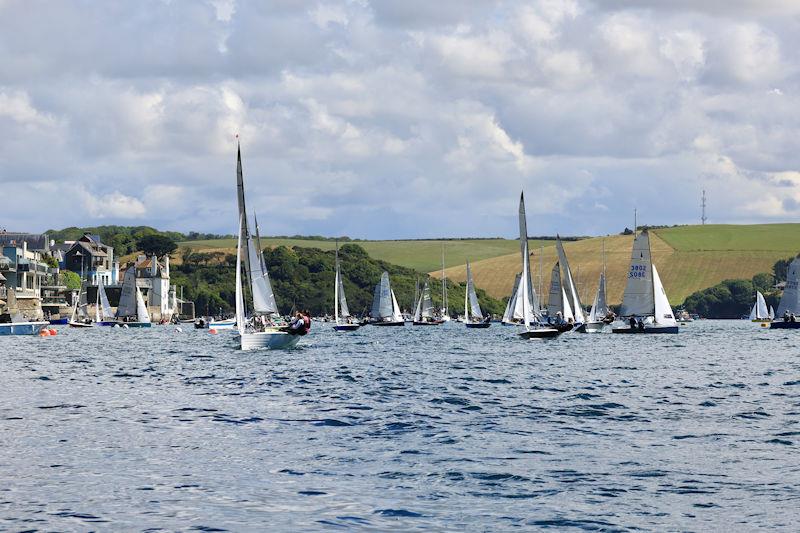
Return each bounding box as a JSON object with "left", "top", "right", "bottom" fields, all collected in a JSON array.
[
  {"left": 60, "top": 271, "right": 81, "bottom": 291},
  {"left": 752, "top": 272, "right": 775, "bottom": 293},
  {"left": 136, "top": 234, "right": 178, "bottom": 257},
  {"left": 773, "top": 257, "right": 794, "bottom": 282}
]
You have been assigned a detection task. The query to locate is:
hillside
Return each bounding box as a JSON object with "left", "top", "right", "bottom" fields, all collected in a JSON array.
[
  {"left": 431, "top": 224, "right": 800, "bottom": 306},
  {"left": 179, "top": 238, "right": 556, "bottom": 273}
]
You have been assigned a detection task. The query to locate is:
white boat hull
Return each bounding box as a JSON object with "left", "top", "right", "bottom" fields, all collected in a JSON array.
[
  {"left": 584, "top": 321, "right": 608, "bottom": 333},
  {"left": 240, "top": 330, "right": 302, "bottom": 350},
  {"left": 210, "top": 319, "right": 236, "bottom": 330}
]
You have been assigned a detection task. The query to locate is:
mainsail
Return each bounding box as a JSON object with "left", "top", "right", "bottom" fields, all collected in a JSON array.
[
  {"left": 98, "top": 279, "right": 114, "bottom": 320},
  {"left": 776, "top": 257, "right": 800, "bottom": 316},
  {"left": 334, "top": 244, "right": 351, "bottom": 321},
  {"left": 517, "top": 193, "right": 539, "bottom": 315},
  {"left": 465, "top": 261, "right": 483, "bottom": 320},
  {"left": 414, "top": 281, "right": 434, "bottom": 320},
  {"left": 116, "top": 268, "right": 138, "bottom": 318},
  {"left": 371, "top": 272, "right": 394, "bottom": 319},
  {"left": 620, "top": 230, "right": 655, "bottom": 317},
  {"left": 251, "top": 215, "right": 278, "bottom": 314},
  {"left": 547, "top": 262, "right": 562, "bottom": 317},
  {"left": 556, "top": 236, "right": 585, "bottom": 323},
  {"left": 390, "top": 289, "right": 403, "bottom": 322},
  {"left": 750, "top": 291, "right": 769, "bottom": 320}
]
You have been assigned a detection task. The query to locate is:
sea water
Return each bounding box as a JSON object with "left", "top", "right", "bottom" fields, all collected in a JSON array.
[{"left": 0, "top": 321, "right": 798, "bottom": 531}]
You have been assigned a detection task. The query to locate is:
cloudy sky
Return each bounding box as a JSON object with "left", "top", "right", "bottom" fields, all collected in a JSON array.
[{"left": 2, "top": 0, "right": 799, "bottom": 238}]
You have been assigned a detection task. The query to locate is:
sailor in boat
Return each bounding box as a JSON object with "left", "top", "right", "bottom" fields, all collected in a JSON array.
[
  {"left": 283, "top": 311, "right": 311, "bottom": 335},
  {"left": 603, "top": 310, "right": 616, "bottom": 324}
]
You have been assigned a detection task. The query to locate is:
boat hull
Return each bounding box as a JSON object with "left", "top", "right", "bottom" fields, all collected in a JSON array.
[
  {"left": 119, "top": 322, "right": 152, "bottom": 328},
  {"left": 48, "top": 318, "right": 69, "bottom": 325},
  {"left": 372, "top": 321, "right": 405, "bottom": 326},
  {"left": 612, "top": 326, "right": 678, "bottom": 334},
  {"left": 240, "top": 330, "right": 302, "bottom": 350},
  {"left": 209, "top": 320, "right": 236, "bottom": 330},
  {"left": 583, "top": 321, "right": 608, "bottom": 333},
  {"left": 0, "top": 322, "right": 49, "bottom": 336},
  {"left": 413, "top": 320, "right": 444, "bottom": 326},
  {"left": 96, "top": 321, "right": 118, "bottom": 327},
  {"left": 519, "top": 328, "right": 561, "bottom": 339},
  {"left": 334, "top": 323, "right": 361, "bottom": 331},
  {"left": 770, "top": 321, "right": 800, "bottom": 329},
  {"left": 465, "top": 322, "right": 491, "bottom": 329},
  {"left": 68, "top": 321, "right": 94, "bottom": 328}
]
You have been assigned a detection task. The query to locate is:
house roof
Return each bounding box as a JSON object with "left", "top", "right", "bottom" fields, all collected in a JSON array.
[
  {"left": 67, "top": 240, "right": 108, "bottom": 258},
  {"left": 0, "top": 232, "right": 49, "bottom": 250}
]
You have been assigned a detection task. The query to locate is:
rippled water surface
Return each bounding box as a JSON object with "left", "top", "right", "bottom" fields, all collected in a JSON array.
[{"left": 1, "top": 321, "right": 799, "bottom": 531}]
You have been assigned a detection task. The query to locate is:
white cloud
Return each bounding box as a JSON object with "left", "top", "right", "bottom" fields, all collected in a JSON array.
[{"left": 80, "top": 189, "right": 147, "bottom": 219}]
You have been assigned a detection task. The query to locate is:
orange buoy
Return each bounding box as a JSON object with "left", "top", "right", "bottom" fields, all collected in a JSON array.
[
  {"left": 209, "top": 328, "right": 218, "bottom": 335},
  {"left": 48, "top": 329, "right": 57, "bottom": 336},
  {"left": 39, "top": 329, "right": 50, "bottom": 337}
]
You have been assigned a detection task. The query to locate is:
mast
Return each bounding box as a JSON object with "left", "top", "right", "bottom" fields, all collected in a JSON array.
[
  {"left": 441, "top": 243, "right": 447, "bottom": 316},
  {"left": 539, "top": 244, "right": 543, "bottom": 312},
  {"left": 519, "top": 192, "right": 532, "bottom": 330},
  {"left": 334, "top": 240, "right": 340, "bottom": 324}
]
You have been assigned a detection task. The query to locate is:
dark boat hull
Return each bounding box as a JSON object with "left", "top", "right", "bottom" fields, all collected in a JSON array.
[
  {"left": 48, "top": 318, "right": 69, "bottom": 325},
  {"left": 465, "top": 322, "right": 491, "bottom": 329},
  {"left": 612, "top": 326, "right": 678, "bottom": 334},
  {"left": 372, "top": 321, "right": 405, "bottom": 326},
  {"left": 334, "top": 324, "right": 361, "bottom": 331},
  {"left": 770, "top": 321, "right": 800, "bottom": 329},
  {"left": 413, "top": 320, "right": 444, "bottom": 326}
]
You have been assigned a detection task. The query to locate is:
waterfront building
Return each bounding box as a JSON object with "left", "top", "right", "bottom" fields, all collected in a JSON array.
[{"left": 60, "top": 233, "right": 119, "bottom": 285}]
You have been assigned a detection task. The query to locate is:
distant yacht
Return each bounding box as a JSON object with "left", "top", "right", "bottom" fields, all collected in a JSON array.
[
  {"left": 749, "top": 290, "right": 771, "bottom": 325},
  {"left": 516, "top": 192, "right": 560, "bottom": 339},
  {"left": 555, "top": 236, "right": 585, "bottom": 331},
  {"left": 333, "top": 242, "right": 359, "bottom": 332},
  {"left": 115, "top": 267, "right": 152, "bottom": 328},
  {"left": 612, "top": 229, "right": 678, "bottom": 334},
  {"left": 585, "top": 240, "right": 613, "bottom": 333},
  {"left": 369, "top": 272, "right": 405, "bottom": 326},
  {"left": 413, "top": 280, "right": 443, "bottom": 325},
  {"left": 68, "top": 279, "right": 93, "bottom": 328},
  {"left": 464, "top": 260, "right": 490, "bottom": 328}
]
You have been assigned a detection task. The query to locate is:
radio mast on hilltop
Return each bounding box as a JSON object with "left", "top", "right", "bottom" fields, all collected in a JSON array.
[{"left": 701, "top": 190, "right": 707, "bottom": 225}]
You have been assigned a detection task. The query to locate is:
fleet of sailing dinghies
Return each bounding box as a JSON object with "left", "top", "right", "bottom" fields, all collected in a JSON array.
[
  {"left": 115, "top": 267, "right": 152, "bottom": 327},
  {"left": 771, "top": 257, "right": 800, "bottom": 329},
  {"left": 233, "top": 143, "right": 301, "bottom": 350},
  {"left": 516, "top": 193, "right": 560, "bottom": 339},
  {"left": 334, "top": 242, "right": 360, "bottom": 331},
  {"left": 612, "top": 229, "right": 678, "bottom": 334},
  {"left": 464, "top": 260, "right": 490, "bottom": 328},
  {"left": 370, "top": 272, "right": 405, "bottom": 326}
]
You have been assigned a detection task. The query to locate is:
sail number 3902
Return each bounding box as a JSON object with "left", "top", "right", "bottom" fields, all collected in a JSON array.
[{"left": 628, "top": 265, "right": 647, "bottom": 279}]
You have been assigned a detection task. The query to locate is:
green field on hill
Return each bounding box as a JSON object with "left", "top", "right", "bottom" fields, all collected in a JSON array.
[
  {"left": 180, "top": 238, "right": 555, "bottom": 272},
  {"left": 656, "top": 224, "right": 800, "bottom": 252}
]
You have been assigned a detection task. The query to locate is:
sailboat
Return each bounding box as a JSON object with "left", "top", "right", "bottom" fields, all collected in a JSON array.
[
  {"left": 585, "top": 240, "right": 613, "bottom": 333},
  {"left": 413, "top": 280, "right": 443, "bottom": 325},
  {"left": 771, "top": 256, "right": 800, "bottom": 329},
  {"left": 516, "top": 192, "right": 560, "bottom": 339},
  {"left": 439, "top": 244, "right": 450, "bottom": 322},
  {"left": 464, "top": 260, "right": 490, "bottom": 328},
  {"left": 333, "top": 242, "right": 359, "bottom": 331},
  {"left": 369, "top": 271, "right": 405, "bottom": 326},
  {"left": 556, "top": 236, "right": 585, "bottom": 331},
  {"left": 94, "top": 279, "right": 117, "bottom": 326},
  {"left": 233, "top": 143, "right": 301, "bottom": 350},
  {"left": 612, "top": 229, "right": 678, "bottom": 334},
  {"left": 115, "top": 267, "right": 152, "bottom": 327},
  {"left": 749, "top": 291, "right": 771, "bottom": 324},
  {"left": 501, "top": 273, "right": 522, "bottom": 326},
  {"left": 546, "top": 262, "right": 576, "bottom": 332},
  {"left": 68, "top": 280, "right": 93, "bottom": 328}
]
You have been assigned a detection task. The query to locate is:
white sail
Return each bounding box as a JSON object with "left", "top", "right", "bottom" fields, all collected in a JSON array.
[
  {"left": 749, "top": 301, "right": 757, "bottom": 321},
  {"left": 652, "top": 265, "right": 676, "bottom": 327},
  {"left": 769, "top": 306, "right": 775, "bottom": 320},
  {"left": 503, "top": 273, "right": 521, "bottom": 322},
  {"left": 135, "top": 286, "right": 151, "bottom": 324},
  {"left": 441, "top": 244, "right": 448, "bottom": 317},
  {"left": 95, "top": 284, "right": 101, "bottom": 323},
  {"left": 556, "top": 237, "right": 585, "bottom": 323},
  {"left": 99, "top": 279, "right": 113, "bottom": 320},
  {"left": 421, "top": 282, "right": 434, "bottom": 318},
  {"left": 371, "top": 272, "right": 394, "bottom": 319},
  {"left": 116, "top": 267, "right": 138, "bottom": 318},
  {"left": 754, "top": 291, "right": 769, "bottom": 320},
  {"left": 334, "top": 250, "right": 351, "bottom": 322},
  {"left": 561, "top": 286, "right": 574, "bottom": 322},
  {"left": 252, "top": 215, "right": 278, "bottom": 314},
  {"left": 465, "top": 261, "right": 483, "bottom": 320},
  {"left": 547, "top": 262, "right": 563, "bottom": 317},
  {"left": 777, "top": 257, "right": 800, "bottom": 317},
  {"left": 589, "top": 273, "right": 608, "bottom": 322},
  {"left": 620, "top": 230, "right": 655, "bottom": 317},
  {"left": 390, "top": 289, "right": 403, "bottom": 322},
  {"left": 235, "top": 214, "right": 245, "bottom": 335}
]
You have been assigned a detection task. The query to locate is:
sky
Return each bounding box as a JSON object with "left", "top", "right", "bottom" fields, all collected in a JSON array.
[{"left": 1, "top": 0, "right": 799, "bottom": 239}]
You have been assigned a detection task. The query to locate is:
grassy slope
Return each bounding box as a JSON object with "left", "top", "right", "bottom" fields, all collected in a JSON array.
[
  {"left": 433, "top": 224, "right": 800, "bottom": 306},
  {"left": 179, "top": 238, "right": 554, "bottom": 273}
]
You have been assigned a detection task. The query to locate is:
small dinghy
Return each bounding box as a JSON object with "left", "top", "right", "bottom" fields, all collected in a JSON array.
[
  {"left": 464, "top": 260, "right": 490, "bottom": 328},
  {"left": 333, "top": 242, "right": 360, "bottom": 332},
  {"left": 68, "top": 280, "right": 94, "bottom": 328},
  {"left": 413, "top": 280, "right": 444, "bottom": 325},
  {"left": 369, "top": 272, "right": 405, "bottom": 326}
]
